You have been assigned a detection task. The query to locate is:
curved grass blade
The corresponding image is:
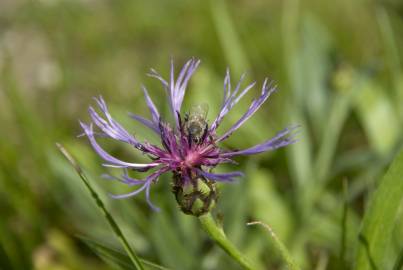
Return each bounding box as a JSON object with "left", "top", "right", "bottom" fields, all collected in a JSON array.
[
  {"left": 56, "top": 143, "right": 145, "bottom": 270},
  {"left": 392, "top": 246, "right": 403, "bottom": 270},
  {"left": 78, "top": 236, "right": 170, "bottom": 270},
  {"left": 339, "top": 179, "right": 349, "bottom": 269},
  {"left": 209, "top": 0, "right": 249, "bottom": 76},
  {"left": 355, "top": 149, "right": 403, "bottom": 270},
  {"left": 247, "top": 221, "right": 300, "bottom": 270}
]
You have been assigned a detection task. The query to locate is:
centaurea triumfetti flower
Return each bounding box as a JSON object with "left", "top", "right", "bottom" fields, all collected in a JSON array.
[{"left": 80, "top": 58, "right": 298, "bottom": 216}]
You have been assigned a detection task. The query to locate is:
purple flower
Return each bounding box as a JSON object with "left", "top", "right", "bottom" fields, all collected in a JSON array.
[{"left": 80, "top": 58, "right": 298, "bottom": 215}]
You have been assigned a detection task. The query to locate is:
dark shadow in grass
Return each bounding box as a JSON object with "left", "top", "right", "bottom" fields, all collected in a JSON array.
[
  {"left": 393, "top": 246, "right": 403, "bottom": 270},
  {"left": 358, "top": 234, "right": 378, "bottom": 270},
  {"left": 339, "top": 179, "right": 349, "bottom": 269}
]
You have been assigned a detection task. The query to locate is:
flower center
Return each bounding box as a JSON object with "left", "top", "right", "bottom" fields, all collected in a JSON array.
[{"left": 183, "top": 151, "right": 200, "bottom": 168}]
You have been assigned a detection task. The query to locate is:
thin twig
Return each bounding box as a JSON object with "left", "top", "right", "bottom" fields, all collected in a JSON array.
[{"left": 247, "top": 220, "right": 300, "bottom": 270}]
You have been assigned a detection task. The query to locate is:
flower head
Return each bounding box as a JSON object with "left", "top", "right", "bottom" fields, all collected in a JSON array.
[{"left": 80, "top": 58, "right": 298, "bottom": 215}]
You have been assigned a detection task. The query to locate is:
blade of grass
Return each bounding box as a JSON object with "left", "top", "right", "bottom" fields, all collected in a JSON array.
[
  {"left": 376, "top": 7, "right": 401, "bottom": 84},
  {"left": 392, "top": 246, "right": 403, "bottom": 270},
  {"left": 247, "top": 221, "right": 300, "bottom": 270},
  {"left": 355, "top": 149, "right": 403, "bottom": 270},
  {"left": 150, "top": 212, "right": 196, "bottom": 270},
  {"left": 354, "top": 78, "right": 399, "bottom": 156},
  {"left": 339, "top": 179, "right": 348, "bottom": 269},
  {"left": 357, "top": 234, "right": 378, "bottom": 270},
  {"left": 78, "top": 236, "right": 170, "bottom": 270},
  {"left": 0, "top": 243, "right": 13, "bottom": 270},
  {"left": 315, "top": 89, "right": 355, "bottom": 183},
  {"left": 56, "top": 143, "right": 145, "bottom": 270},
  {"left": 375, "top": 7, "right": 403, "bottom": 125},
  {"left": 209, "top": 0, "right": 249, "bottom": 76}
]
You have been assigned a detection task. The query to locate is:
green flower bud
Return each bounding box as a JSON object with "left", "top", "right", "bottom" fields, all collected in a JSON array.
[{"left": 172, "top": 173, "right": 217, "bottom": 217}]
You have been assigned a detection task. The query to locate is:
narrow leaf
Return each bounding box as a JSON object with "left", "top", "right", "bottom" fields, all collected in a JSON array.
[
  {"left": 79, "top": 236, "right": 170, "bottom": 270},
  {"left": 56, "top": 143, "right": 145, "bottom": 270},
  {"left": 247, "top": 221, "right": 300, "bottom": 270},
  {"left": 355, "top": 150, "right": 403, "bottom": 270},
  {"left": 339, "top": 178, "right": 349, "bottom": 269}
]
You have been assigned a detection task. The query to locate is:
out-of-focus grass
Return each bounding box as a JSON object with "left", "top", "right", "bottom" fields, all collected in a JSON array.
[{"left": 0, "top": 0, "right": 402, "bottom": 269}]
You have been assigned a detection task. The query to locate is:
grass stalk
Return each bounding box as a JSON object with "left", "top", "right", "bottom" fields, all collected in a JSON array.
[{"left": 56, "top": 143, "right": 145, "bottom": 270}]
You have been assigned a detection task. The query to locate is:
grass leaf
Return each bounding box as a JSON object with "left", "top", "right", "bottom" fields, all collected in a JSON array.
[
  {"left": 78, "top": 236, "right": 170, "bottom": 270},
  {"left": 355, "top": 149, "right": 403, "bottom": 270},
  {"left": 247, "top": 221, "right": 300, "bottom": 270},
  {"left": 56, "top": 143, "right": 145, "bottom": 270}
]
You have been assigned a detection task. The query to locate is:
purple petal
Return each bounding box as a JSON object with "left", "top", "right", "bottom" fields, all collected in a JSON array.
[
  {"left": 211, "top": 71, "right": 256, "bottom": 132},
  {"left": 102, "top": 174, "right": 144, "bottom": 186},
  {"left": 202, "top": 157, "right": 237, "bottom": 166},
  {"left": 89, "top": 96, "right": 143, "bottom": 150},
  {"left": 173, "top": 59, "right": 200, "bottom": 113},
  {"left": 222, "top": 69, "right": 231, "bottom": 107},
  {"left": 170, "top": 58, "right": 201, "bottom": 126},
  {"left": 221, "top": 125, "right": 300, "bottom": 157},
  {"left": 77, "top": 131, "right": 108, "bottom": 138},
  {"left": 80, "top": 122, "right": 160, "bottom": 169},
  {"left": 128, "top": 113, "right": 160, "bottom": 134},
  {"left": 145, "top": 181, "right": 160, "bottom": 211},
  {"left": 101, "top": 169, "right": 147, "bottom": 186},
  {"left": 147, "top": 68, "right": 169, "bottom": 89},
  {"left": 109, "top": 183, "right": 149, "bottom": 199},
  {"left": 109, "top": 167, "right": 169, "bottom": 209},
  {"left": 147, "top": 58, "right": 200, "bottom": 128},
  {"left": 198, "top": 169, "right": 244, "bottom": 182},
  {"left": 217, "top": 79, "right": 276, "bottom": 142},
  {"left": 141, "top": 85, "right": 160, "bottom": 124}
]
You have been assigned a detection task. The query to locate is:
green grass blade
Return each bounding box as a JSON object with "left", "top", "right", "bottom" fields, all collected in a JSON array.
[
  {"left": 56, "top": 143, "right": 145, "bottom": 270},
  {"left": 355, "top": 149, "right": 403, "bottom": 270},
  {"left": 209, "top": 0, "right": 249, "bottom": 76},
  {"left": 247, "top": 221, "right": 300, "bottom": 270},
  {"left": 78, "top": 236, "right": 170, "bottom": 270},
  {"left": 339, "top": 179, "right": 349, "bottom": 269},
  {"left": 376, "top": 7, "right": 401, "bottom": 81},
  {"left": 392, "top": 246, "right": 403, "bottom": 270},
  {"left": 150, "top": 211, "right": 196, "bottom": 270}
]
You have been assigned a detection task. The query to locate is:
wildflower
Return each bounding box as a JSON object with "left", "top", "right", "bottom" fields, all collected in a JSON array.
[{"left": 80, "top": 58, "right": 298, "bottom": 216}]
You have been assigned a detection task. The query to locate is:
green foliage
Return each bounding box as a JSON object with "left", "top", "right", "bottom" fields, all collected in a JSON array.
[
  {"left": 57, "top": 143, "right": 146, "bottom": 270},
  {"left": 199, "top": 213, "right": 255, "bottom": 270},
  {"left": 79, "top": 236, "right": 170, "bottom": 270},
  {"left": 355, "top": 150, "right": 403, "bottom": 270},
  {"left": 0, "top": 0, "right": 402, "bottom": 269}
]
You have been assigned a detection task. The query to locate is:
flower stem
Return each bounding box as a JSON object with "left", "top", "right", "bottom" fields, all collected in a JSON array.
[{"left": 198, "top": 213, "right": 255, "bottom": 270}]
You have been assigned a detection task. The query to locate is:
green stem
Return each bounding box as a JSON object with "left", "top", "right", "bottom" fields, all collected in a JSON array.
[
  {"left": 56, "top": 143, "right": 145, "bottom": 270},
  {"left": 198, "top": 213, "right": 255, "bottom": 270}
]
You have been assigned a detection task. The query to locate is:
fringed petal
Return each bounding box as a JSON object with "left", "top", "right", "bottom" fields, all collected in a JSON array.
[
  {"left": 211, "top": 70, "right": 256, "bottom": 132},
  {"left": 148, "top": 58, "right": 200, "bottom": 128},
  {"left": 89, "top": 96, "right": 144, "bottom": 150},
  {"left": 128, "top": 113, "right": 160, "bottom": 134},
  {"left": 198, "top": 169, "right": 244, "bottom": 182},
  {"left": 80, "top": 122, "right": 160, "bottom": 169},
  {"left": 141, "top": 85, "right": 160, "bottom": 124},
  {"left": 109, "top": 167, "right": 169, "bottom": 212},
  {"left": 221, "top": 125, "right": 300, "bottom": 157},
  {"left": 217, "top": 79, "right": 276, "bottom": 142}
]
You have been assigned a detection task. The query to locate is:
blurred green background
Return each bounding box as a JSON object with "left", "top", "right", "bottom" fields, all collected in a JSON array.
[{"left": 0, "top": 0, "right": 402, "bottom": 269}]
